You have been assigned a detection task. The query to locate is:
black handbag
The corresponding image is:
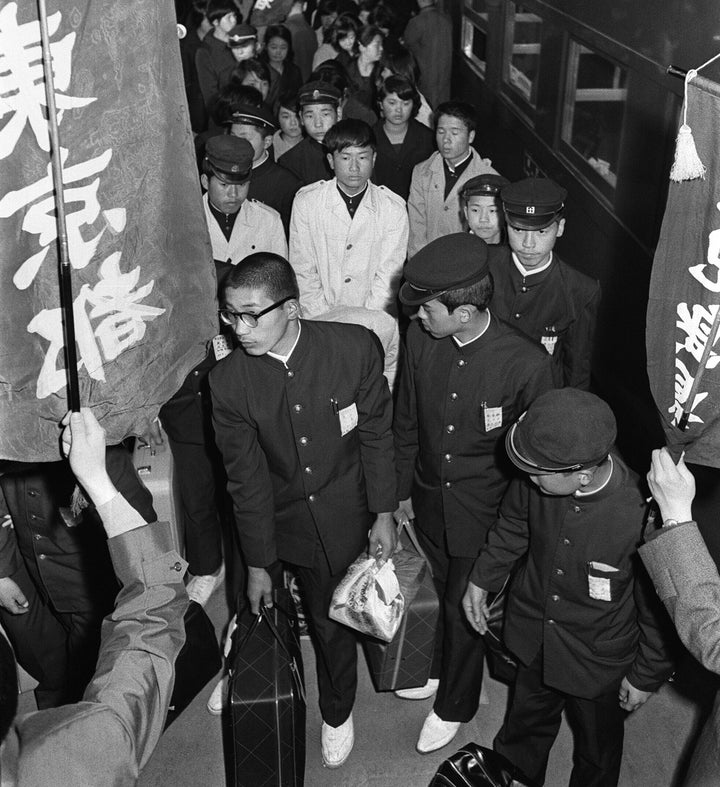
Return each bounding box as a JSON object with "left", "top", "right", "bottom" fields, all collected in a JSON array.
[
  {"left": 429, "top": 742, "right": 538, "bottom": 787},
  {"left": 165, "top": 600, "right": 222, "bottom": 727},
  {"left": 482, "top": 580, "right": 518, "bottom": 684}
]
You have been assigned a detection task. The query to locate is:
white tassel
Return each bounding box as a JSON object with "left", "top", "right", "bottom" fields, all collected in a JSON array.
[{"left": 670, "top": 123, "right": 706, "bottom": 182}]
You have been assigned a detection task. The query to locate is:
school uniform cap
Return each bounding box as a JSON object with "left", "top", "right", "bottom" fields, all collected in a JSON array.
[
  {"left": 227, "top": 23, "right": 257, "bottom": 47},
  {"left": 226, "top": 103, "right": 277, "bottom": 131},
  {"left": 399, "top": 233, "right": 492, "bottom": 306},
  {"left": 501, "top": 177, "right": 567, "bottom": 230},
  {"left": 204, "top": 135, "right": 254, "bottom": 183},
  {"left": 460, "top": 173, "right": 511, "bottom": 201},
  {"left": 298, "top": 81, "right": 342, "bottom": 107},
  {"left": 506, "top": 388, "right": 617, "bottom": 475}
]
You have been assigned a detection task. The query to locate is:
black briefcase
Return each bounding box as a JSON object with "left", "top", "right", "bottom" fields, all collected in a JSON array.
[
  {"left": 482, "top": 580, "right": 518, "bottom": 685},
  {"left": 228, "top": 589, "right": 306, "bottom": 787},
  {"left": 429, "top": 742, "right": 538, "bottom": 787}
]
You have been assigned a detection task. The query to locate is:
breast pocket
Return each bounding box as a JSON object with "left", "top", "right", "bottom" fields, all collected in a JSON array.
[{"left": 586, "top": 561, "right": 630, "bottom": 602}]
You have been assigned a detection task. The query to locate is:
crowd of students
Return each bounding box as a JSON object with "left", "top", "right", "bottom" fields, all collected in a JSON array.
[{"left": 1, "top": 2, "right": 718, "bottom": 785}]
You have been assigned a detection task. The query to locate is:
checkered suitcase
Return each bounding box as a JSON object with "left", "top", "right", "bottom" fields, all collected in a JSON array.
[
  {"left": 229, "top": 589, "right": 306, "bottom": 787},
  {"left": 364, "top": 521, "right": 439, "bottom": 691}
]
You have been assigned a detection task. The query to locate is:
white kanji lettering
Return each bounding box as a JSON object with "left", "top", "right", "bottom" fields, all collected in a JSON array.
[
  {"left": 0, "top": 3, "right": 95, "bottom": 158},
  {"left": 689, "top": 201, "right": 720, "bottom": 292},
  {"left": 675, "top": 302, "right": 720, "bottom": 368},
  {"left": 254, "top": 0, "right": 274, "bottom": 9},
  {"left": 0, "top": 147, "right": 125, "bottom": 289},
  {"left": 668, "top": 357, "right": 709, "bottom": 426},
  {"left": 27, "top": 253, "right": 165, "bottom": 398}
]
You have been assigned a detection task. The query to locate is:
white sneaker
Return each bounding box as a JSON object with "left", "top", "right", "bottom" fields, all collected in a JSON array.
[
  {"left": 416, "top": 710, "right": 461, "bottom": 754},
  {"left": 395, "top": 678, "right": 439, "bottom": 700},
  {"left": 206, "top": 674, "right": 228, "bottom": 715},
  {"left": 187, "top": 563, "right": 225, "bottom": 607},
  {"left": 321, "top": 714, "right": 354, "bottom": 769}
]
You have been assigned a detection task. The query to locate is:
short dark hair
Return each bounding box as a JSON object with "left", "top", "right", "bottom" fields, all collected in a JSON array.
[
  {"left": 357, "top": 24, "right": 383, "bottom": 49},
  {"left": 311, "top": 61, "right": 350, "bottom": 95},
  {"left": 379, "top": 44, "right": 419, "bottom": 85},
  {"left": 278, "top": 90, "right": 299, "bottom": 112},
  {"left": 435, "top": 101, "right": 477, "bottom": 134},
  {"left": 213, "top": 82, "right": 264, "bottom": 126},
  {"left": 233, "top": 58, "right": 271, "bottom": 87},
  {"left": 0, "top": 635, "right": 18, "bottom": 743},
  {"left": 324, "top": 118, "right": 376, "bottom": 153},
  {"left": 224, "top": 252, "right": 299, "bottom": 301},
  {"left": 377, "top": 74, "right": 420, "bottom": 118},
  {"left": 331, "top": 14, "right": 359, "bottom": 50},
  {"left": 437, "top": 272, "right": 494, "bottom": 313}
]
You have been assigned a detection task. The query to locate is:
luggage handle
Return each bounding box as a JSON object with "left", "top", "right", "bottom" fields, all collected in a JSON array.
[
  {"left": 234, "top": 604, "right": 308, "bottom": 706},
  {"left": 395, "top": 518, "right": 434, "bottom": 578}
]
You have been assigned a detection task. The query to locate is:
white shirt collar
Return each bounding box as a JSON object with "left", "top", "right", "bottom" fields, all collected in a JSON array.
[
  {"left": 512, "top": 251, "right": 554, "bottom": 277},
  {"left": 267, "top": 321, "right": 301, "bottom": 366},
  {"left": 453, "top": 311, "right": 491, "bottom": 347},
  {"left": 252, "top": 151, "right": 269, "bottom": 169},
  {"left": 444, "top": 149, "right": 472, "bottom": 173},
  {"left": 575, "top": 456, "right": 614, "bottom": 497}
]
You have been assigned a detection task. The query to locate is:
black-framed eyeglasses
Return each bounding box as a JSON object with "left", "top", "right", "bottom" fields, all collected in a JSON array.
[{"left": 218, "top": 295, "right": 293, "bottom": 328}]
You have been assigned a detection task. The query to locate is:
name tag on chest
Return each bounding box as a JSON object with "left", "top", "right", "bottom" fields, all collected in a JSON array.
[
  {"left": 212, "top": 334, "right": 232, "bottom": 360},
  {"left": 484, "top": 405, "right": 502, "bottom": 431},
  {"left": 339, "top": 403, "right": 358, "bottom": 436}
]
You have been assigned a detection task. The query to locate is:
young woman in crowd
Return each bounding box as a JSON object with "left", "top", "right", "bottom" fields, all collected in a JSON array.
[
  {"left": 372, "top": 74, "right": 434, "bottom": 201},
  {"left": 346, "top": 25, "right": 384, "bottom": 111},
  {"left": 261, "top": 25, "right": 303, "bottom": 115},
  {"left": 380, "top": 44, "right": 433, "bottom": 127},
  {"left": 312, "top": 13, "right": 359, "bottom": 71},
  {"left": 273, "top": 92, "right": 303, "bottom": 158}
]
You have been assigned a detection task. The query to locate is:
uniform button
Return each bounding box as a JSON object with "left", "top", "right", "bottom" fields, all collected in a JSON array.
[
  {"left": 299, "top": 436, "right": 309, "bottom": 446},
  {"left": 287, "top": 370, "right": 294, "bottom": 378},
  {"left": 293, "top": 404, "right": 303, "bottom": 413},
  {"left": 304, "top": 466, "right": 312, "bottom": 474},
  {"left": 521, "top": 286, "right": 528, "bottom": 293},
  {"left": 551, "top": 594, "right": 560, "bottom": 602},
  {"left": 308, "top": 494, "right": 316, "bottom": 502},
  {"left": 30, "top": 514, "right": 37, "bottom": 521},
  {"left": 573, "top": 505, "right": 581, "bottom": 513},
  {"left": 39, "top": 554, "right": 46, "bottom": 560},
  {"left": 193, "top": 370, "right": 199, "bottom": 376},
  {"left": 28, "top": 490, "right": 38, "bottom": 497},
  {"left": 344, "top": 277, "right": 351, "bottom": 283},
  {"left": 563, "top": 538, "right": 571, "bottom": 545},
  {"left": 444, "top": 453, "right": 452, "bottom": 462},
  {"left": 446, "top": 424, "right": 455, "bottom": 433},
  {"left": 514, "top": 313, "right": 521, "bottom": 320},
  {"left": 173, "top": 561, "right": 183, "bottom": 572},
  {"left": 457, "top": 359, "right": 466, "bottom": 367},
  {"left": 450, "top": 392, "right": 458, "bottom": 400},
  {"left": 197, "top": 391, "right": 202, "bottom": 396},
  {"left": 34, "top": 534, "right": 41, "bottom": 541},
  {"left": 555, "top": 568, "right": 564, "bottom": 576},
  {"left": 547, "top": 619, "right": 556, "bottom": 625},
  {"left": 444, "top": 481, "right": 452, "bottom": 489}
]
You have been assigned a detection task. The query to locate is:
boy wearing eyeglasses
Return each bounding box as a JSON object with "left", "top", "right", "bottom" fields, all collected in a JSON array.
[
  {"left": 201, "top": 135, "right": 287, "bottom": 271},
  {"left": 209, "top": 252, "right": 397, "bottom": 769},
  {"left": 463, "top": 388, "right": 673, "bottom": 787}
]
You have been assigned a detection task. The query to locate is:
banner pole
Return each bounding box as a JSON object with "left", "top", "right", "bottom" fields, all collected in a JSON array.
[{"left": 37, "top": 0, "right": 81, "bottom": 412}]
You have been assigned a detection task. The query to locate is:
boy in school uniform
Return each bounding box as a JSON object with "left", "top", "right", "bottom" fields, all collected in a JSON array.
[
  {"left": 464, "top": 388, "right": 673, "bottom": 786},
  {"left": 488, "top": 177, "right": 600, "bottom": 389}
]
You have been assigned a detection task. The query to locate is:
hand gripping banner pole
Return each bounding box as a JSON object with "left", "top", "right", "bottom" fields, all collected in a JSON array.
[{"left": 37, "top": 0, "right": 81, "bottom": 412}]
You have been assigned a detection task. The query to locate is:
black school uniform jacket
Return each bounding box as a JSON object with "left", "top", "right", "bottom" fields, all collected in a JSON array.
[
  {"left": 393, "top": 315, "right": 555, "bottom": 558},
  {"left": 488, "top": 248, "right": 600, "bottom": 390},
  {"left": 372, "top": 119, "right": 435, "bottom": 202},
  {"left": 471, "top": 455, "right": 674, "bottom": 698},
  {"left": 210, "top": 320, "right": 397, "bottom": 573}
]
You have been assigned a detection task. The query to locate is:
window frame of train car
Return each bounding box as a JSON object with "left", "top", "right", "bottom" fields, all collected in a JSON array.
[
  {"left": 461, "top": 0, "right": 490, "bottom": 78},
  {"left": 501, "top": 1, "right": 544, "bottom": 118}
]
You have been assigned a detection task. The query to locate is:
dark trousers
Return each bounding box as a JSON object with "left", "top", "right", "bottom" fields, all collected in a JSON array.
[
  {"left": 417, "top": 528, "right": 485, "bottom": 723},
  {"left": 264, "top": 543, "right": 358, "bottom": 728},
  {"left": 167, "top": 437, "right": 224, "bottom": 576},
  {"left": 495, "top": 651, "right": 625, "bottom": 787}
]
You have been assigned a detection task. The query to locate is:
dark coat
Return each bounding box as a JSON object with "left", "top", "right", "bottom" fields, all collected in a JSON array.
[
  {"left": 248, "top": 154, "right": 302, "bottom": 236},
  {"left": 277, "top": 136, "right": 333, "bottom": 186},
  {"left": 472, "top": 456, "right": 674, "bottom": 698},
  {"left": 403, "top": 7, "right": 452, "bottom": 108},
  {"left": 210, "top": 320, "right": 396, "bottom": 573},
  {"left": 372, "top": 119, "right": 435, "bottom": 201},
  {"left": 488, "top": 248, "right": 601, "bottom": 389},
  {"left": 394, "top": 316, "right": 555, "bottom": 557}
]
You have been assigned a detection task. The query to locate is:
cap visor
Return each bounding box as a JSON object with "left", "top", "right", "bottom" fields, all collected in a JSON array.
[
  {"left": 504, "top": 213, "right": 560, "bottom": 231},
  {"left": 399, "top": 281, "right": 442, "bottom": 306},
  {"left": 505, "top": 424, "right": 548, "bottom": 474},
  {"left": 208, "top": 165, "right": 251, "bottom": 184}
]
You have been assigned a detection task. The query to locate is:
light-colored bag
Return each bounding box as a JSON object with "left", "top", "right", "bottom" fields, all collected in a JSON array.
[{"left": 329, "top": 554, "right": 405, "bottom": 642}]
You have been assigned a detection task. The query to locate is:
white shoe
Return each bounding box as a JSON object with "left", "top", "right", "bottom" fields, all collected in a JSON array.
[
  {"left": 187, "top": 563, "right": 225, "bottom": 607},
  {"left": 416, "top": 710, "right": 461, "bottom": 754},
  {"left": 206, "top": 675, "right": 228, "bottom": 715},
  {"left": 395, "top": 678, "right": 439, "bottom": 700},
  {"left": 321, "top": 714, "right": 354, "bottom": 769}
]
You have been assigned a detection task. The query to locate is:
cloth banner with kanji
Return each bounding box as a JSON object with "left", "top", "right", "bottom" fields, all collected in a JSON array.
[
  {"left": 0, "top": 0, "right": 217, "bottom": 462},
  {"left": 647, "top": 75, "right": 720, "bottom": 468}
]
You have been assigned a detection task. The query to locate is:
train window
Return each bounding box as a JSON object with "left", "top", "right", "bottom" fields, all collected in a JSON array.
[
  {"left": 503, "top": 3, "right": 542, "bottom": 108},
  {"left": 561, "top": 41, "right": 628, "bottom": 191},
  {"left": 461, "top": 0, "right": 489, "bottom": 78}
]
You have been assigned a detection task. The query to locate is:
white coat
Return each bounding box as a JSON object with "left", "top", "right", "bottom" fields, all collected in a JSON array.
[
  {"left": 288, "top": 178, "right": 409, "bottom": 318},
  {"left": 203, "top": 194, "right": 287, "bottom": 264},
  {"left": 407, "top": 149, "right": 497, "bottom": 258}
]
